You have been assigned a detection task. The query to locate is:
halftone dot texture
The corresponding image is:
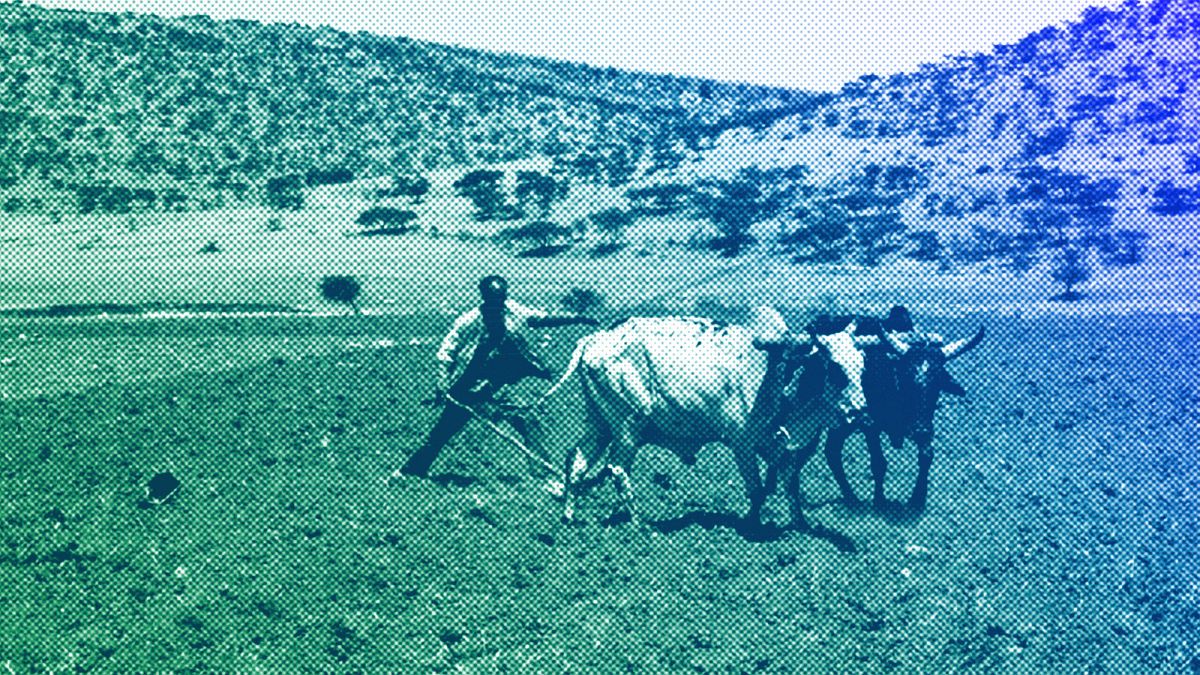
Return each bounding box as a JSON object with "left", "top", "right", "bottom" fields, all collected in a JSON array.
[{"left": 1, "top": 1, "right": 1198, "bottom": 672}]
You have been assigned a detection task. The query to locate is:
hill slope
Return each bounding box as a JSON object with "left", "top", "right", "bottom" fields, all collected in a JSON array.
[{"left": 0, "top": 2, "right": 819, "bottom": 212}]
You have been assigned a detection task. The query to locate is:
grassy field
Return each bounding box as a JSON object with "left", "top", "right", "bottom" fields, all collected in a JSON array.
[{"left": 1, "top": 196, "right": 1199, "bottom": 672}]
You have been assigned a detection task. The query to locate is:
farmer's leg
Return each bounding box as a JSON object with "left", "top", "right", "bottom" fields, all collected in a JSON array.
[{"left": 399, "top": 400, "right": 473, "bottom": 477}]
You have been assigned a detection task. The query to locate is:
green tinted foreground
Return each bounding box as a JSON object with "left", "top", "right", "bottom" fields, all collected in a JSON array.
[{"left": 0, "top": 314, "right": 1196, "bottom": 672}]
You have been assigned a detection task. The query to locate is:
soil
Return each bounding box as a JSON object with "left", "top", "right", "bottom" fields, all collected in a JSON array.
[{"left": 0, "top": 312, "right": 1197, "bottom": 673}]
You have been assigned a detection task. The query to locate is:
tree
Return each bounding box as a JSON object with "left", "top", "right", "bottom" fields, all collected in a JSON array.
[
  {"left": 391, "top": 174, "right": 430, "bottom": 204},
  {"left": 320, "top": 275, "right": 362, "bottom": 314},
  {"left": 906, "top": 230, "right": 942, "bottom": 262},
  {"left": 853, "top": 210, "right": 907, "bottom": 266},
  {"left": 589, "top": 207, "right": 635, "bottom": 244},
  {"left": 515, "top": 170, "right": 567, "bottom": 218},
  {"left": 625, "top": 184, "right": 692, "bottom": 215},
  {"left": 453, "top": 169, "right": 510, "bottom": 221},
  {"left": 693, "top": 179, "right": 763, "bottom": 255},
  {"left": 498, "top": 220, "right": 571, "bottom": 251},
  {"left": 356, "top": 206, "right": 418, "bottom": 234},
  {"left": 1103, "top": 229, "right": 1150, "bottom": 266},
  {"left": 265, "top": 174, "right": 304, "bottom": 211},
  {"left": 781, "top": 202, "right": 852, "bottom": 263},
  {"left": 1050, "top": 247, "right": 1092, "bottom": 301},
  {"left": 560, "top": 287, "right": 605, "bottom": 314}
]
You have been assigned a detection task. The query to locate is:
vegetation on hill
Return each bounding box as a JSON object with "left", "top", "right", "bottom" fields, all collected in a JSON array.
[
  {"left": 0, "top": 2, "right": 821, "bottom": 214},
  {"left": 819, "top": 1, "right": 1200, "bottom": 150}
]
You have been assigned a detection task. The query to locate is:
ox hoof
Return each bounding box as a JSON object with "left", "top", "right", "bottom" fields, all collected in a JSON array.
[{"left": 543, "top": 479, "right": 566, "bottom": 498}]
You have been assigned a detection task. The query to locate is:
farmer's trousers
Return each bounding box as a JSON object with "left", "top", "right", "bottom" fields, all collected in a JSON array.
[{"left": 400, "top": 396, "right": 546, "bottom": 477}]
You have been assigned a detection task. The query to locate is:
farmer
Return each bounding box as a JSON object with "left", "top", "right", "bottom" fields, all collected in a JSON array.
[{"left": 396, "top": 275, "right": 599, "bottom": 479}]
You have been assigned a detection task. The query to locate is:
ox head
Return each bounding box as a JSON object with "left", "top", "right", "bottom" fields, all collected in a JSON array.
[
  {"left": 752, "top": 322, "right": 868, "bottom": 428},
  {"left": 858, "top": 325, "right": 985, "bottom": 446}
]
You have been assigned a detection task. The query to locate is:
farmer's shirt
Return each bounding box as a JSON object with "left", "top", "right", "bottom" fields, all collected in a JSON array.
[{"left": 436, "top": 299, "right": 551, "bottom": 397}]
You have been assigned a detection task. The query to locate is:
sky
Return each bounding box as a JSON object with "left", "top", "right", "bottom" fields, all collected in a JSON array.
[{"left": 32, "top": 0, "right": 1124, "bottom": 91}]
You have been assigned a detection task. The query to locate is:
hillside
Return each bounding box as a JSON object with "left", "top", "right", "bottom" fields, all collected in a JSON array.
[
  {"left": 0, "top": 2, "right": 818, "bottom": 213},
  {"left": 691, "top": 0, "right": 1200, "bottom": 253}
]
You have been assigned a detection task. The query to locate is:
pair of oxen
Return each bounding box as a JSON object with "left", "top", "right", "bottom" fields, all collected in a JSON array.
[{"left": 536, "top": 306, "right": 984, "bottom": 529}]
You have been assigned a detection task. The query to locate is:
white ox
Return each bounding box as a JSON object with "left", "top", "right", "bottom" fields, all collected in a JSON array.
[{"left": 546, "top": 307, "right": 867, "bottom": 528}]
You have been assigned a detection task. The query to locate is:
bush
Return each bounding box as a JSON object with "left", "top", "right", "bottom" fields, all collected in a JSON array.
[
  {"left": 1050, "top": 247, "right": 1092, "bottom": 301},
  {"left": 356, "top": 206, "right": 418, "bottom": 233},
  {"left": 588, "top": 242, "right": 626, "bottom": 258},
  {"left": 320, "top": 275, "right": 362, "bottom": 314},
  {"left": 782, "top": 202, "right": 852, "bottom": 263},
  {"left": 304, "top": 167, "right": 355, "bottom": 187},
  {"left": 497, "top": 220, "right": 571, "bottom": 249},
  {"left": 1024, "top": 126, "right": 1072, "bottom": 158},
  {"left": 906, "top": 231, "right": 942, "bottom": 262},
  {"left": 378, "top": 174, "right": 430, "bottom": 202},
  {"left": 265, "top": 174, "right": 304, "bottom": 211},
  {"left": 589, "top": 207, "right": 635, "bottom": 243},
  {"left": 1150, "top": 181, "right": 1200, "bottom": 215},
  {"left": 625, "top": 184, "right": 693, "bottom": 215},
  {"left": 560, "top": 287, "right": 605, "bottom": 314}
]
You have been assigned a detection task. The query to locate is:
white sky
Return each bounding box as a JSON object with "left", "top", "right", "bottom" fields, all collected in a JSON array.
[{"left": 33, "top": 0, "right": 1123, "bottom": 91}]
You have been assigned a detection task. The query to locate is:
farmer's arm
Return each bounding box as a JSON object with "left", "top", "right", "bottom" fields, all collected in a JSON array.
[
  {"left": 507, "top": 300, "right": 598, "bottom": 330},
  {"left": 527, "top": 314, "right": 600, "bottom": 329},
  {"left": 434, "top": 310, "right": 478, "bottom": 393}
]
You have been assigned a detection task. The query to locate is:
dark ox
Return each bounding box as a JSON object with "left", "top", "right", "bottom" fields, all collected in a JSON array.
[
  {"left": 545, "top": 307, "right": 867, "bottom": 528},
  {"left": 821, "top": 317, "right": 985, "bottom": 512}
]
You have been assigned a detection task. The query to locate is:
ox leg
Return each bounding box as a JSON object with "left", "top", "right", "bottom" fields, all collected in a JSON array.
[
  {"left": 822, "top": 425, "right": 859, "bottom": 505},
  {"left": 784, "top": 438, "right": 818, "bottom": 531},
  {"left": 864, "top": 431, "right": 888, "bottom": 509},
  {"left": 608, "top": 464, "right": 638, "bottom": 525},
  {"left": 561, "top": 425, "right": 613, "bottom": 524},
  {"left": 604, "top": 423, "right": 641, "bottom": 524},
  {"left": 909, "top": 443, "right": 933, "bottom": 512},
  {"left": 733, "top": 445, "right": 766, "bottom": 525}
]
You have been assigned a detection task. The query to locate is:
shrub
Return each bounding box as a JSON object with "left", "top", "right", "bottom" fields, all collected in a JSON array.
[
  {"left": 853, "top": 210, "right": 907, "bottom": 266},
  {"left": 1150, "top": 181, "right": 1200, "bottom": 215},
  {"left": 384, "top": 174, "right": 430, "bottom": 203},
  {"left": 625, "top": 184, "right": 692, "bottom": 215},
  {"left": 320, "top": 275, "right": 362, "bottom": 314},
  {"left": 782, "top": 202, "right": 852, "bottom": 263},
  {"left": 265, "top": 174, "right": 304, "bottom": 211},
  {"left": 497, "top": 220, "right": 571, "bottom": 249},
  {"left": 560, "top": 287, "right": 605, "bottom": 314},
  {"left": 199, "top": 240, "right": 220, "bottom": 254},
  {"left": 1024, "top": 126, "right": 1072, "bottom": 158},
  {"left": 304, "top": 167, "right": 355, "bottom": 187},
  {"left": 589, "top": 207, "right": 635, "bottom": 243},
  {"left": 356, "top": 206, "right": 418, "bottom": 233},
  {"left": 1050, "top": 247, "right": 1092, "bottom": 301},
  {"left": 906, "top": 230, "right": 942, "bottom": 262}
]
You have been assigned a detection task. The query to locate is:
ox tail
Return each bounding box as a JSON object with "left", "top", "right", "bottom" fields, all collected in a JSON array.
[{"left": 519, "top": 334, "right": 591, "bottom": 411}]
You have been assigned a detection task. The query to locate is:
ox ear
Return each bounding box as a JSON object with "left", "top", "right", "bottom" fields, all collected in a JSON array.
[
  {"left": 853, "top": 335, "right": 881, "bottom": 349},
  {"left": 942, "top": 327, "right": 985, "bottom": 360},
  {"left": 937, "top": 370, "right": 967, "bottom": 396}
]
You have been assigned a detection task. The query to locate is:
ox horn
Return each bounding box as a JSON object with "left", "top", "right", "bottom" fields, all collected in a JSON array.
[
  {"left": 942, "top": 326, "right": 986, "bottom": 360},
  {"left": 882, "top": 330, "right": 911, "bottom": 355}
]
